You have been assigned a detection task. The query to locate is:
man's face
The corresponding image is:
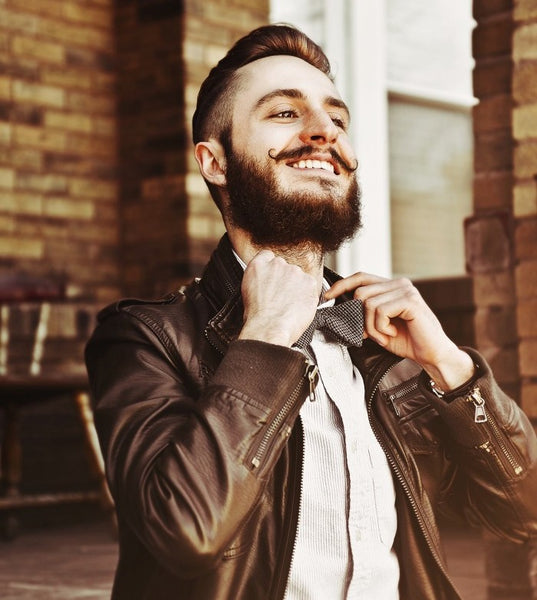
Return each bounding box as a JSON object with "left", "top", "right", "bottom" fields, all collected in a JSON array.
[{"left": 221, "top": 55, "right": 362, "bottom": 253}]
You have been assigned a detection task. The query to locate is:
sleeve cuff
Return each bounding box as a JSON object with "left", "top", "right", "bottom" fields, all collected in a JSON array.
[{"left": 210, "top": 339, "right": 310, "bottom": 412}]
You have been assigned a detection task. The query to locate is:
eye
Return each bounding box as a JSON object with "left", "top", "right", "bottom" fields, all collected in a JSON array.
[
  {"left": 271, "top": 109, "right": 298, "bottom": 119},
  {"left": 329, "top": 113, "right": 348, "bottom": 130}
]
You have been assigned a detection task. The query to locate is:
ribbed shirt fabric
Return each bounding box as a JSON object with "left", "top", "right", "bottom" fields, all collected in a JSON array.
[{"left": 284, "top": 329, "right": 400, "bottom": 600}]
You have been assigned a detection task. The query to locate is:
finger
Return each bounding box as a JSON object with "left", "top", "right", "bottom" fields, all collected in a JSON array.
[
  {"left": 325, "top": 272, "right": 389, "bottom": 299},
  {"left": 363, "top": 288, "right": 413, "bottom": 341},
  {"left": 364, "top": 305, "right": 396, "bottom": 346},
  {"left": 352, "top": 277, "right": 415, "bottom": 304}
]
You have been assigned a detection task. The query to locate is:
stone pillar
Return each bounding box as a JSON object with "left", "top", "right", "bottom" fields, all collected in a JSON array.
[
  {"left": 513, "top": 0, "right": 537, "bottom": 429},
  {"left": 513, "top": 2, "right": 537, "bottom": 592},
  {"left": 114, "top": 0, "right": 269, "bottom": 297},
  {"left": 114, "top": 1, "right": 189, "bottom": 298},
  {"left": 470, "top": 0, "right": 537, "bottom": 597}
]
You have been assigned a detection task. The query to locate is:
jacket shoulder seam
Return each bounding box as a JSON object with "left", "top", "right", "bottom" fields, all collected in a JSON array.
[{"left": 122, "top": 306, "right": 183, "bottom": 369}]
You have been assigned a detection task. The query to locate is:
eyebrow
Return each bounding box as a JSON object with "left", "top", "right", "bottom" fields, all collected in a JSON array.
[{"left": 254, "top": 88, "right": 350, "bottom": 119}]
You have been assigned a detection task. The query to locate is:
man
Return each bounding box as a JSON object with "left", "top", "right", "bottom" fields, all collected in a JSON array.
[{"left": 85, "top": 24, "right": 537, "bottom": 599}]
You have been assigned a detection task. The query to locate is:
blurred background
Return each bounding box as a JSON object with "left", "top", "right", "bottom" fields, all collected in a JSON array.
[{"left": 0, "top": 0, "right": 536, "bottom": 598}]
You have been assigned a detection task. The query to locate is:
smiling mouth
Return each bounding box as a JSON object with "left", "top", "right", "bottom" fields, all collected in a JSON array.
[{"left": 289, "top": 159, "right": 338, "bottom": 175}]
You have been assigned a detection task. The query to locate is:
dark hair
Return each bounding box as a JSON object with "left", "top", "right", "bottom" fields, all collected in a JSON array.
[{"left": 192, "top": 24, "right": 333, "bottom": 145}]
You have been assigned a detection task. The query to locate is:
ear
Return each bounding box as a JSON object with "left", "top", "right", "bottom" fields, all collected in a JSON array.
[{"left": 194, "top": 139, "right": 227, "bottom": 187}]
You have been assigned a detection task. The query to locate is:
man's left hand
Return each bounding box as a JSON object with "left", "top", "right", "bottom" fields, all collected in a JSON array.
[{"left": 325, "top": 273, "right": 475, "bottom": 392}]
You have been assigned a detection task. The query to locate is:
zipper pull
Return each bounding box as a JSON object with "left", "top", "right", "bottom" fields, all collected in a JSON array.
[
  {"left": 388, "top": 394, "right": 401, "bottom": 417},
  {"left": 305, "top": 363, "right": 319, "bottom": 402},
  {"left": 468, "top": 386, "right": 487, "bottom": 423}
]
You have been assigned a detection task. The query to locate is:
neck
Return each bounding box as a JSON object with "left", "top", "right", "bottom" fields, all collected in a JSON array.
[{"left": 227, "top": 227, "right": 325, "bottom": 283}]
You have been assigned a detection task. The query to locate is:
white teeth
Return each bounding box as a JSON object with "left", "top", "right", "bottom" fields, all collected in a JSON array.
[{"left": 292, "top": 159, "right": 335, "bottom": 173}]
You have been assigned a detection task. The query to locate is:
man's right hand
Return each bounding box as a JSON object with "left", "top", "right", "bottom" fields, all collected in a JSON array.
[{"left": 238, "top": 250, "right": 320, "bottom": 347}]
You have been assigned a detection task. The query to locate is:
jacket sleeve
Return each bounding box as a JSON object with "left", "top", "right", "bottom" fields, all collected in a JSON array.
[
  {"left": 85, "top": 308, "right": 311, "bottom": 578},
  {"left": 418, "top": 347, "right": 537, "bottom": 542}
]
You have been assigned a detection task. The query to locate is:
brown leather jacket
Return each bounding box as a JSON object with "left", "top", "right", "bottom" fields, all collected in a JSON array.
[{"left": 85, "top": 235, "right": 537, "bottom": 600}]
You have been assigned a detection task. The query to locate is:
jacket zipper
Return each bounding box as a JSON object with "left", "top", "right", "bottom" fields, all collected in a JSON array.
[
  {"left": 468, "top": 387, "right": 524, "bottom": 476},
  {"left": 273, "top": 349, "right": 317, "bottom": 597},
  {"left": 270, "top": 419, "right": 304, "bottom": 600},
  {"left": 388, "top": 379, "right": 419, "bottom": 416},
  {"left": 250, "top": 361, "right": 317, "bottom": 470},
  {"left": 281, "top": 416, "right": 305, "bottom": 597},
  {"left": 367, "top": 361, "right": 459, "bottom": 594}
]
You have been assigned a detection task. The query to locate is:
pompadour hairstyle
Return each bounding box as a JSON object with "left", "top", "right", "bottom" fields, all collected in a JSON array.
[{"left": 191, "top": 24, "right": 333, "bottom": 146}]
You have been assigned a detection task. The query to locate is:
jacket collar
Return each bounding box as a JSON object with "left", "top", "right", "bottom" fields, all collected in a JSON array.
[
  {"left": 198, "top": 234, "right": 244, "bottom": 311},
  {"left": 197, "top": 235, "right": 245, "bottom": 355},
  {"left": 196, "top": 234, "right": 349, "bottom": 355}
]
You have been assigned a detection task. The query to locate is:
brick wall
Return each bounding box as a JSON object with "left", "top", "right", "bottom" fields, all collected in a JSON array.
[
  {"left": 512, "top": 0, "right": 537, "bottom": 420},
  {"left": 470, "top": 0, "right": 519, "bottom": 402},
  {"left": 471, "top": 1, "right": 537, "bottom": 596},
  {"left": 470, "top": 0, "right": 537, "bottom": 417},
  {"left": 1, "top": 0, "right": 270, "bottom": 302},
  {"left": 182, "top": 1, "right": 268, "bottom": 275},
  {"left": 1, "top": 0, "right": 270, "bottom": 359},
  {"left": 0, "top": 0, "right": 119, "bottom": 304}
]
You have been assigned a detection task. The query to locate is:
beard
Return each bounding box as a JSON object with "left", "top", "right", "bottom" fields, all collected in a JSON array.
[{"left": 222, "top": 144, "right": 362, "bottom": 254}]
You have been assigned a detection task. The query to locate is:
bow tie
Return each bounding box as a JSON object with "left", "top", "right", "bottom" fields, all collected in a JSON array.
[{"left": 294, "top": 299, "right": 365, "bottom": 349}]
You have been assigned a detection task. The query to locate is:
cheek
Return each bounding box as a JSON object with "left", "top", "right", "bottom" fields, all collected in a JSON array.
[
  {"left": 244, "top": 124, "right": 301, "bottom": 155},
  {"left": 337, "top": 136, "right": 357, "bottom": 163}
]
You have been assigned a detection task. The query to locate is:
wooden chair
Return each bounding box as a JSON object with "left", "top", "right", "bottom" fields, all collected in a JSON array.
[{"left": 0, "top": 275, "right": 114, "bottom": 539}]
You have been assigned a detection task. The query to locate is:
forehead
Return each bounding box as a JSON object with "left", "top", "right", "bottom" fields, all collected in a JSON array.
[{"left": 233, "top": 54, "right": 343, "bottom": 111}]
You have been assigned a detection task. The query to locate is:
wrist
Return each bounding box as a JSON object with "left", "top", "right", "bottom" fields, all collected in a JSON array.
[
  {"left": 422, "top": 347, "right": 475, "bottom": 393},
  {"left": 238, "top": 322, "right": 293, "bottom": 347}
]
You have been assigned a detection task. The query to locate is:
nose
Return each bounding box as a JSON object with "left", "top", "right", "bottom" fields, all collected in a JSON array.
[{"left": 299, "top": 109, "right": 339, "bottom": 146}]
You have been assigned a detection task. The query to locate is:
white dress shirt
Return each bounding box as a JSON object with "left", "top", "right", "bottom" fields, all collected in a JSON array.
[{"left": 284, "top": 327, "right": 400, "bottom": 599}]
